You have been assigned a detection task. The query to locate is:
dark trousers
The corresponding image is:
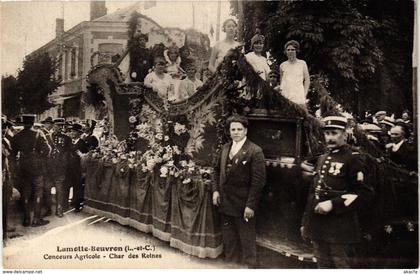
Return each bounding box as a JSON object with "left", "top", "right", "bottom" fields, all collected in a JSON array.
[
  {"left": 21, "top": 171, "right": 44, "bottom": 224},
  {"left": 65, "top": 162, "right": 83, "bottom": 209},
  {"left": 312, "top": 240, "right": 353, "bottom": 268},
  {"left": 221, "top": 214, "right": 257, "bottom": 268},
  {"left": 2, "top": 171, "right": 12, "bottom": 239},
  {"left": 54, "top": 175, "right": 66, "bottom": 211},
  {"left": 42, "top": 175, "right": 53, "bottom": 213}
]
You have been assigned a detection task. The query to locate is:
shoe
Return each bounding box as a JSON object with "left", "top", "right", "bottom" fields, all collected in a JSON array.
[
  {"left": 31, "top": 219, "right": 50, "bottom": 227},
  {"left": 56, "top": 207, "right": 63, "bottom": 218},
  {"left": 74, "top": 204, "right": 83, "bottom": 212},
  {"left": 43, "top": 209, "right": 52, "bottom": 217},
  {"left": 6, "top": 226, "right": 16, "bottom": 232}
]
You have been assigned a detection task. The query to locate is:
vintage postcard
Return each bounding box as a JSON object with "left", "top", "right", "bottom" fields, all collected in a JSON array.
[{"left": 1, "top": 0, "right": 418, "bottom": 271}]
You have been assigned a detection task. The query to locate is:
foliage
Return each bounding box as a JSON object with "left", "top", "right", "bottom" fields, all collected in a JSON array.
[
  {"left": 14, "top": 53, "right": 61, "bottom": 114},
  {"left": 1, "top": 75, "right": 20, "bottom": 118},
  {"left": 231, "top": 0, "right": 414, "bottom": 116}
]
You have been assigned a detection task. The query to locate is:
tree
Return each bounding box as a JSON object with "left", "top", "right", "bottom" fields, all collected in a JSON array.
[
  {"left": 15, "top": 52, "right": 62, "bottom": 114},
  {"left": 231, "top": 0, "right": 414, "bottom": 117},
  {"left": 1, "top": 75, "right": 20, "bottom": 118}
]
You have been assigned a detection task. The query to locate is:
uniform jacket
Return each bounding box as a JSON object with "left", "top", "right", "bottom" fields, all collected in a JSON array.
[
  {"left": 212, "top": 139, "right": 266, "bottom": 217},
  {"left": 10, "top": 128, "right": 51, "bottom": 176},
  {"left": 51, "top": 131, "right": 72, "bottom": 176},
  {"left": 301, "top": 145, "right": 374, "bottom": 244}
]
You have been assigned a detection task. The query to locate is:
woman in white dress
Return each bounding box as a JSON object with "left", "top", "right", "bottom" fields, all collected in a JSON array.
[
  {"left": 208, "top": 19, "right": 241, "bottom": 73},
  {"left": 245, "top": 34, "right": 270, "bottom": 80},
  {"left": 279, "top": 40, "right": 310, "bottom": 106},
  {"left": 144, "top": 56, "right": 174, "bottom": 100}
]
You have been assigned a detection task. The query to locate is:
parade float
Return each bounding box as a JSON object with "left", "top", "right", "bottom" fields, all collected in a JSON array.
[{"left": 83, "top": 12, "right": 417, "bottom": 267}]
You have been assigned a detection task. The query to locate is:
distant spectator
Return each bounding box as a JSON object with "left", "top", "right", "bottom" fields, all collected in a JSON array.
[
  {"left": 401, "top": 110, "right": 411, "bottom": 124},
  {"left": 177, "top": 60, "right": 203, "bottom": 102},
  {"left": 386, "top": 125, "right": 417, "bottom": 172},
  {"left": 268, "top": 70, "right": 280, "bottom": 91},
  {"left": 373, "top": 111, "right": 386, "bottom": 124},
  {"left": 164, "top": 44, "right": 185, "bottom": 78}
]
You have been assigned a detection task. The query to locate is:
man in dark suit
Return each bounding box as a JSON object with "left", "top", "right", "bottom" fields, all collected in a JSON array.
[
  {"left": 386, "top": 125, "right": 417, "bottom": 172},
  {"left": 300, "top": 116, "right": 374, "bottom": 268},
  {"left": 212, "top": 115, "right": 266, "bottom": 268},
  {"left": 66, "top": 123, "right": 89, "bottom": 212}
]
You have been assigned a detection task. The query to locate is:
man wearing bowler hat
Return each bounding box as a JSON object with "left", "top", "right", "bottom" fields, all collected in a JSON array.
[
  {"left": 66, "top": 123, "right": 89, "bottom": 212},
  {"left": 300, "top": 116, "right": 374, "bottom": 268},
  {"left": 10, "top": 114, "right": 51, "bottom": 227}
]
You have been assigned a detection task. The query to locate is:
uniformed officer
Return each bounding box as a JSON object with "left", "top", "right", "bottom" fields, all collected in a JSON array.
[
  {"left": 10, "top": 114, "right": 51, "bottom": 227},
  {"left": 40, "top": 117, "right": 54, "bottom": 216},
  {"left": 50, "top": 118, "right": 73, "bottom": 217},
  {"left": 300, "top": 116, "right": 374, "bottom": 268}
]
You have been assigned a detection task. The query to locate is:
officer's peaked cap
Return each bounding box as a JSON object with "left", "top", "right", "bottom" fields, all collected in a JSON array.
[
  {"left": 322, "top": 116, "right": 348, "bottom": 130},
  {"left": 53, "top": 118, "right": 65, "bottom": 125}
]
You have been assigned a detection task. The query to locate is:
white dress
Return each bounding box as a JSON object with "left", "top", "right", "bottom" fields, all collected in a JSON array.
[
  {"left": 144, "top": 71, "right": 173, "bottom": 100},
  {"left": 214, "top": 40, "right": 241, "bottom": 70},
  {"left": 279, "top": 59, "right": 309, "bottom": 105},
  {"left": 245, "top": 52, "right": 270, "bottom": 80}
]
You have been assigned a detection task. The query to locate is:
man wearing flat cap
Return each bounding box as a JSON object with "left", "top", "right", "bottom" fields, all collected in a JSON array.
[
  {"left": 10, "top": 114, "right": 51, "bottom": 227},
  {"left": 300, "top": 116, "right": 374, "bottom": 268}
]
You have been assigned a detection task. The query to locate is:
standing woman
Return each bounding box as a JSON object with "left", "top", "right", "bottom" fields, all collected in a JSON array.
[
  {"left": 208, "top": 19, "right": 241, "bottom": 73},
  {"left": 245, "top": 33, "right": 270, "bottom": 80},
  {"left": 279, "top": 40, "right": 310, "bottom": 106}
]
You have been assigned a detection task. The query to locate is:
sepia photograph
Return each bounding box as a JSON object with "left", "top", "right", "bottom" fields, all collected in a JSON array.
[{"left": 1, "top": 0, "right": 418, "bottom": 271}]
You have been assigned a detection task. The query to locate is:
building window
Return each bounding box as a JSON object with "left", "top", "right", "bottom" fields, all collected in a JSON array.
[{"left": 70, "top": 49, "right": 76, "bottom": 78}]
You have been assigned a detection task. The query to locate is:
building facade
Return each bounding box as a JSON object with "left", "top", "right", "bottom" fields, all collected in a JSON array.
[{"left": 31, "top": 2, "right": 188, "bottom": 121}]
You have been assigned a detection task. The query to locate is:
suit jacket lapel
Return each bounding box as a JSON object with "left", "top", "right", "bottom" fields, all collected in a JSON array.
[
  {"left": 220, "top": 142, "right": 231, "bottom": 185},
  {"left": 227, "top": 140, "right": 250, "bottom": 175},
  {"left": 235, "top": 139, "right": 250, "bottom": 162}
]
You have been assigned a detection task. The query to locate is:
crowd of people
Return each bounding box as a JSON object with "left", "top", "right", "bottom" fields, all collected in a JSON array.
[
  {"left": 2, "top": 114, "right": 102, "bottom": 239},
  {"left": 349, "top": 109, "right": 417, "bottom": 172}
]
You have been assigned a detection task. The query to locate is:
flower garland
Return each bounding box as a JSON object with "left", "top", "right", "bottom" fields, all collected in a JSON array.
[{"left": 128, "top": 104, "right": 213, "bottom": 184}]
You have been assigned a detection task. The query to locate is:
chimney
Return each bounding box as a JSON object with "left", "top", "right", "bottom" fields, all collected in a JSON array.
[
  {"left": 90, "top": 1, "right": 107, "bottom": 21},
  {"left": 56, "top": 18, "right": 64, "bottom": 38}
]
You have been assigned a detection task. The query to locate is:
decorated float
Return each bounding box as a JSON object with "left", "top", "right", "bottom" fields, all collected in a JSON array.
[{"left": 83, "top": 12, "right": 417, "bottom": 267}]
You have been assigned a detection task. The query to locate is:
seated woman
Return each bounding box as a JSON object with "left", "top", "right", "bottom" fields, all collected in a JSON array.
[
  {"left": 164, "top": 44, "right": 185, "bottom": 78},
  {"left": 177, "top": 60, "right": 203, "bottom": 102},
  {"left": 144, "top": 56, "right": 174, "bottom": 100},
  {"left": 245, "top": 33, "right": 270, "bottom": 80},
  {"left": 279, "top": 40, "right": 310, "bottom": 107},
  {"left": 208, "top": 19, "right": 241, "bottom": 73}
]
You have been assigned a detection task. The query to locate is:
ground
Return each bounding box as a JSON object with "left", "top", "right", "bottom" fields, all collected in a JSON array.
[{"left": 2, "top": 194, "right": 311, "bottom": 270}]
